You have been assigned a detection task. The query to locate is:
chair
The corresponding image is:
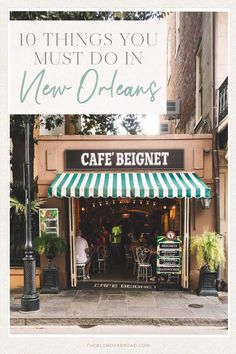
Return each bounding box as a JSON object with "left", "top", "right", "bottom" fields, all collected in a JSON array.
[
  {"left": 76, "top": 262, "right": 86, "bottom": 280},
  {"left": 97, "top": 246, "right": 108, "bottom": 273},
  {"left": 124, "top": 245, "right": 133, "bottom": 268},
  {"left": 132, "top": 247, "right": 139, "bottom": 275},
  {"left": 135, "top": 247, "right": 152, "bottom": 282}
]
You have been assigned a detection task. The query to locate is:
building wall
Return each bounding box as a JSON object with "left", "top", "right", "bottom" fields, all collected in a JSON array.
[
  {"left": 37, "top": 134, "right": 213, "bottom": 195},
  {"left": 39, "top": 197, "right": 69, "bottom": 290},
  {"left": 219, "top": 152, "right": 228, "bottom": 284},
  {"left": 166, "top": 12, "right": 213, "bottom": 133},
  {"left": 215, "top": 12, "right": 228, "bottom": 287},
  {"left": 215, "top": 12, "right": 228, "bottom": 91},
  {"left": 10, "top": 267, "right": 41, "bottom": 290},
  {"left": 166, "top": 11, "right": 228, "bottom": 288},
  {"left": 36, "top": 134, "right": 214, "bottom": 291},
  {"left": 201, "top": 13, "right": 213, "bottom": 125},
  {"left": 166, "top": 12, "right": 202, "bottom": 132}
]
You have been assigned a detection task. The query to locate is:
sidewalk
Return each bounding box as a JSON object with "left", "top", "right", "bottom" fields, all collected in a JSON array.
[{"left": 10, "top": 289, "right": 228, "bottom": 328}]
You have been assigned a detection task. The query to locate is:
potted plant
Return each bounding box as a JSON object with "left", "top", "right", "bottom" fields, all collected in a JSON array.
[
  {"left": 190, "top": 231, "right": 225, "bottom": 296},
  {"left": 34, "top": 233, "right": 66, "bottom": 293}
]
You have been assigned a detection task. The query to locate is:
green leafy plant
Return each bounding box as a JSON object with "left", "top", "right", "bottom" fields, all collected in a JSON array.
[
  {"left": 10, "top": 196, "right": 44, "bottom": 217},
  {"left": 10, "top": 181, "right": 45, "bottom": 217},
  {"left": 34, "top": 232, "right": 67, "bottom": 256},
  {"left": 190, "top": 231, "right": 225, "bottom": 271}
]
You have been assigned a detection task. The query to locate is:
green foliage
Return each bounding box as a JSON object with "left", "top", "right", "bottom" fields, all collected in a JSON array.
[
  {"left": 38, "top": 115, "right": 64, "bottom": 131},
  {"left": 190, "top": 231, "right": 225, "bottom": 271},
  {"left": 120, "top": 114, "right": 143, "bottom": 135},
  {"left": 10, "top": 11, "right": 167, "bottom": 21},
  {"left": 10, "top": 197, "right": 43, "bottom": 216},
  {"left": 79, "top": 115, "right": 118, "bottom": 135},
  {"left": 70, "top": 114, "right": 144, "bottom": 135},
  {"left": 10, "top": 115, "right": 64, "bottom": 136},
  {"left": 34, "top": 232, "right": 67, "bottom": 256},
  {"left": 10, "top": 181, "right": 44, "bottom": 218}
]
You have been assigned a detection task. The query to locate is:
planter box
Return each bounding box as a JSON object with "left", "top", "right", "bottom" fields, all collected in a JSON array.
[
  {"left": 198, "top": 267, "right": 218, "bottom": 296},
  {"left": 40, "top": 267, "right": 60, "bottom": 294}
]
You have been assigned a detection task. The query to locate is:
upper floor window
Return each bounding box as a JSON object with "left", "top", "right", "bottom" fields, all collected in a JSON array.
[
  {"left": 167, "top": 29, "right": 171, "bottom": 82},
  {"left": 195, "top": 44, "right": 203, "bottom": 123}
]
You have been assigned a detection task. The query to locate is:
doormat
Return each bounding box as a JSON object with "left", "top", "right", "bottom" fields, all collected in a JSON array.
[{"left": 77, "top": 281, "right": 157, "bottom": 291}]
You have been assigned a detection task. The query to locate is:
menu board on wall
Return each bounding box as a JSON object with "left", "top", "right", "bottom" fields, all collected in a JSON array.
[
  {"left": 156, "top": 233, "right": 182, "bottom": 274},
  {"left": 39, "top": 208, "right": 59, "bottom": 236}
]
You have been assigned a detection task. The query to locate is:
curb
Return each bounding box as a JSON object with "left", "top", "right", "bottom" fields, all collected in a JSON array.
[{"left": 10, "top": 317, "right": 228, "bottom": 328}]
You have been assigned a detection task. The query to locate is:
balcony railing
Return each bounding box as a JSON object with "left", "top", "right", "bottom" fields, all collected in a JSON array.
[{"left": 218, "top": 77, "right": 228, "bottom": 124}]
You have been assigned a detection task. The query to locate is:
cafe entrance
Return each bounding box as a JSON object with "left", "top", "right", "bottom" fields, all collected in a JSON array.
[
  {"left": 70, "top": 196, "right": 183, "bottom": 287},
  {"left": 38, "top": 135, "right": 213, "bottom": 291},
  {"left": 51, "top": 171, "right": 206, "bottom": 289}
]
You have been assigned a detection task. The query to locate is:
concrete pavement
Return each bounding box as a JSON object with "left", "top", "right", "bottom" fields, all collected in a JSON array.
[
  {"left": 10, "top": 289, "right": 228, "bottom": 329},
  {"left": 10, "top": 325, "right": 228, "bottom": 335}
]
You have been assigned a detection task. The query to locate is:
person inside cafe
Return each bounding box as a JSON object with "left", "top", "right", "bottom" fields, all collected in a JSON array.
[
  {"left": 110, "top": 225, "right": 122, "bottom": 264},
  {"left": 75, "top": 230, "right": 91, "bottom": 280}
]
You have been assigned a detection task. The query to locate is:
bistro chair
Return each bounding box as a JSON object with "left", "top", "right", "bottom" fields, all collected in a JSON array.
[
  {"left": 76, "top": 262, "right": 86, "bottom": 281},
  {"left": 135, "top": 247, "right": 152, "bottom": 282},
  {"left": 132, "top": 247, "right": 139, "bottom": 275},
  {"left": 97, "top": 246, "right": 108, "bottom": 273},
  {"left": 124, "top": 245, "right": 133, "bottom": 269}
]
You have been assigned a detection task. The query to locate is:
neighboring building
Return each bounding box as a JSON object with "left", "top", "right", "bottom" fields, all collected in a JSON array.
[{"left": 165, "top": 11, "right": 228, "bottom": 287}]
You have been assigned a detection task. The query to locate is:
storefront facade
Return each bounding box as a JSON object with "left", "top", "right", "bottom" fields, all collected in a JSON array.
[{"left": 37, "top": 134, "right": 214, "bottom": 291}]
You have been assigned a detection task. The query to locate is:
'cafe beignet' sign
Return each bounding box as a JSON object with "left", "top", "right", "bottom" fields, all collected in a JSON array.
[{"left": 65, "top": 149, "right": 184, "bottom": 170}]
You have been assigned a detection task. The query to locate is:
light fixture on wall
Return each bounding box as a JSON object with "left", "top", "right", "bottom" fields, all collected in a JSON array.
[
  {"left": 121, "top": 212, "right": 130, "bottom": 219},
  {"left": 200, "top": 198, "right": 212, "bottom": 209}
]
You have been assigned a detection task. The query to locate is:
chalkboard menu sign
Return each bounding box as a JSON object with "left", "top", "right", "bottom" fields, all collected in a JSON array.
[{"left": 156, "top": 234, "right": 182, "bottom": 275}]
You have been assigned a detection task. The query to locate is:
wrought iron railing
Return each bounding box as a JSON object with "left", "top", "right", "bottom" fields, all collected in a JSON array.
[{"left": 218, "top": 77, "right": 228, "bottom": 123}]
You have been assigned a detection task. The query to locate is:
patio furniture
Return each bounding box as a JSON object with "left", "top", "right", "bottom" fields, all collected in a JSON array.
[
  {"left": 135, "top": 247, "right": 152, "bottom": 282},
  {"left": 132, "top": 247, "right": 139, "bottom": 275},
  {"left": 97, "top": 246, "right": 108, "bottom": 273},
  {"left": 124, "top": 245, "right": 134, "bottom": 268},
  {"left": 76, "top": 262, "right": 86, "bottom": 280}
]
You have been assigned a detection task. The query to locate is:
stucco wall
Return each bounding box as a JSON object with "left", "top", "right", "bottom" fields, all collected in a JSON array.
[
  {"left": 37, "top": 134, "right": 213, "bottom": 197},
  {"left": 10, "top": 267, "right": 41, "bottom": 290},
  {"left": 35, "top": 134, "right": 214, "bottom": 291}
]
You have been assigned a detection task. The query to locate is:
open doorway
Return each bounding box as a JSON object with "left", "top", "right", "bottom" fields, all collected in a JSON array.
[{"left": 71, "top": 197, "right": 182, "bottom": 284}]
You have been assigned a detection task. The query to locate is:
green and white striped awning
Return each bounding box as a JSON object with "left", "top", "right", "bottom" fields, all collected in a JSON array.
[{"left": 48, "top": 172, "right": 211, "bottom": 199}]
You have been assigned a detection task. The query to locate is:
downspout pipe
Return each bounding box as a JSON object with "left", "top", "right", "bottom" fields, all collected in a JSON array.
[
  {"left": 212, "top": 13, "right": 220, "bottom": 235},
  {"left": 212, "top": 13, "right": 222, "bottom": 290}
]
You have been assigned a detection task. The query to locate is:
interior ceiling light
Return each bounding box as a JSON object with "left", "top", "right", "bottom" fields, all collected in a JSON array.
[{"left": 121, "top": 212, "right": 130, "bottom": 219}]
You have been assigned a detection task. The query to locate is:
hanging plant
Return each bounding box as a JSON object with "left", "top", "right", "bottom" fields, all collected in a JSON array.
[{"left": 34, "top": 232, "right": 67, "bottom": 257}]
